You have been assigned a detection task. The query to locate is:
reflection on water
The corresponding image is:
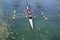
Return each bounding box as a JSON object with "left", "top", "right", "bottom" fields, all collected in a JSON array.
[{"left": 0, "top": 0, "right": 60, "bottom": 40}]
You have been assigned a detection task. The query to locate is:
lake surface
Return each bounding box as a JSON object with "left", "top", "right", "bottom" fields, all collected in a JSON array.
[{"left": 0, "top": 0, "right": 60, "bottom": 40}]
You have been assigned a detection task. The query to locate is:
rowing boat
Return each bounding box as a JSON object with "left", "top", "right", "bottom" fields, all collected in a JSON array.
[{"left": 27, "top": 6, "right": 34, "bottom": 29}]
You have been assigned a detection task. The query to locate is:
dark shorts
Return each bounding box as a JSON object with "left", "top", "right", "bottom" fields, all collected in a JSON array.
[{"left": 29, "top": 17, "right": 32, "bottom": 19}]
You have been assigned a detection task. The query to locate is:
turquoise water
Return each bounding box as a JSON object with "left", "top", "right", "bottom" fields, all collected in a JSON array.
[{"left": 0, "top": 0, "right": 60, "bottom": 40}]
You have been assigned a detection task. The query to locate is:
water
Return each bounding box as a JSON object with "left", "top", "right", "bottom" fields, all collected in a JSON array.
[{"left": 0, "top": 0, "right": 60, "bottom": 40}]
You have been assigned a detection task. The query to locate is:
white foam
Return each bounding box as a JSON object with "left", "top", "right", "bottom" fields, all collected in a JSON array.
[{"left": 12, "top": 16, "right": 16, "bottom": 19}]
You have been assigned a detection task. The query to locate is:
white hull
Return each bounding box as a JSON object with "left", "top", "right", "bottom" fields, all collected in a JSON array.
[{"left": 29, "top": 19, "right": 33, "bottom": 29}]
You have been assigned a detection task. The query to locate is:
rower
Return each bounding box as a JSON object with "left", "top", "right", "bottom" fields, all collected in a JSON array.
[
  {"left": 27, "top": 6, "right": 33, "bottom": 19},
  {"left": 28, "top": 13, "right": 32, "bottom": 19}
]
